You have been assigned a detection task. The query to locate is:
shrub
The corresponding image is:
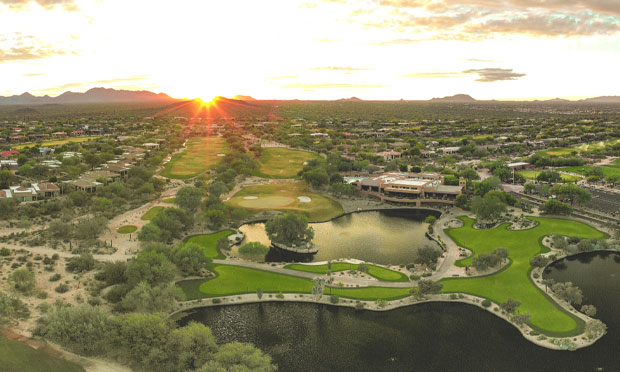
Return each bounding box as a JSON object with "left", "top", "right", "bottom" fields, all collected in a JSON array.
[
  {"left": 55, "top": 284, "right": 69, "bottom": 293},
  {"left": 49, "top": 273, "right": 62, "bottom": 282},
  {"left": 0, "top": 247, "right": 11, "bottom": 256},
  {"left": 481, "top": 299, "right": 492, "bottom": 308},
  {"left": 66, "top": 254, "right": 96, "bottom": 273},
  {"left": 330, "top": 295, "right": 340, "bottom": 304},
  {"left": 238, "top": 242, "right": 269, "bottom": 258}
]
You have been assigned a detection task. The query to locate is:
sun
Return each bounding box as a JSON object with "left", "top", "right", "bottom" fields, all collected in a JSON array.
[{"left": 197, "top": 96, "right": 221, "bottom": 107}]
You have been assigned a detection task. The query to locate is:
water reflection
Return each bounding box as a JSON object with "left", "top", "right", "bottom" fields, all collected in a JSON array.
[{"left": 236, "top": 210, "right": 440, "bottom": 264}]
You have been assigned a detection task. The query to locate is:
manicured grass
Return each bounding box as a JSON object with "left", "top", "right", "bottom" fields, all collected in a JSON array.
[
  {"left": 540, "top": 139, "right": 620, "bottom": 156},
  {"left": 162, "top": 197, "right": 176, "bottom": 204},
  {"left": 0, "top": 335, "right": 85, "bottom": 372},
  {"left": 161, "top": 136, "right": 228, "bottom": 179},
  {"left": 559, "top": 165, "right": 620, "bottom": 178},
  {"left": 284, "top": 262, "right": 409, "bottom": 282},
  {"left": 183, "top": 230, "right": 235, "bottom": 260},
  {"left": 141, "top": 206, "right": 165, "bottom": 221},
  {"left": 517, "top": 170, "right": 581, "bottom": 183},
  {"left": 441, "top": 216, "right": 607, "bottom": 335},
  {"left": 198, "top": 265, "right": 314, "bottom": 297},
  {"left": 327, "top": 286, "right": 412, "bottom": 300},
  {"left": 117, "top": 225, "right": 138, "bottom": 234},
  {"left": 225, "top": 182, "right": 344, "bottom": 222},
  {"left": 255, "top": 147, "right": 320, "bottom": 178},
  {"left": 179, "top": 264, "right": 413, "bottom": 301},
  {"left": 13, "top": 136, "right": 100, "bottom": 150}
]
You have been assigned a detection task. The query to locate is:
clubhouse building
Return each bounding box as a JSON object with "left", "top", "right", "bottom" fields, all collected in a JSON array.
[{"left": 349, "top": 172, "right": 465, "bottom": 206}]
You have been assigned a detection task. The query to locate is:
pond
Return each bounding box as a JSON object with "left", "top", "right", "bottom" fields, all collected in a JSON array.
[
  {"left": 235, "top": 209, "right": 440, "bottom": 264},
  {"left": 178, "top": 251, "right": 620, "bottom": 372}
]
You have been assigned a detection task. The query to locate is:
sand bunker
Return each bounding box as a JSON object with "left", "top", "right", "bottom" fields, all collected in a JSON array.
[
  {"left": 238, "top": 196, "right": 296, "bottom": 208},
  {"left": 243, "top": 196, "right": 259, "bottom": 200},
  {"left": 297, "top": 196, "right": 311, "bottom": 203},
  {"left": 217, "top": 153, "right": 226, "bottom": 157}
]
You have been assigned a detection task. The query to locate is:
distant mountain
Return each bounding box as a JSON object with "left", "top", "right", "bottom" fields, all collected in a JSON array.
[
  {"left": 0, "top": 87, "right": 176, "bottom": 105},
  {"left": 430, "top": 94, "right": 476, "bottom": 102},
  {"left": 338, "top": 97, "right": 363, "bottom": 101},
  {"left": 231, "top": 95, "right": 256, "bottom": 101},
  {"left": 539, "top": 98, "right": 571, "bottom": 103},
  {"left": 580, "top": 96, "right": 620, "bottom": 103}
]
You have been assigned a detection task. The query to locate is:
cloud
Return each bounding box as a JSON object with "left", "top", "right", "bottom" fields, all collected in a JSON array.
[
  {"left": 282, "top": 82, "right": 386, "bottom": 90},
  {"left": 266, "top": 75, "right": 298, "bottom": 80},
  {"left": 21, "top": 73, "right": 44, "bottom": 77},
  {"left": 463, "top": 58, "right": 502, "bottom": 63},
  {"left": 309, "top": 66, "right": 373, "bottom": 71},
  {"left": 403, "top": 68, "right": 526, "bottom": 82},
  {"left": 0, "top": 45, "right": 72, "bottom": 62},
  {"left": 463, "top": 68, "right": 527, "bottom": 82},
  {"left": 0, "top": 0, "right": 78, "bottom": 11}
]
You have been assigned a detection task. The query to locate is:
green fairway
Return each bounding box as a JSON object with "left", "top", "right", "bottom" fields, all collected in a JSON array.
[
  {"left": 161, "top": 136, "right": 228, "bottom": 179},
  {"left": 284, "top": 262, "right": 409, "bottom": 282},
  {"left": 198, "top": 265, "right": 314, "bottom": 297},
  {"left": 541, "top": 139, "right": 620, "bottom": 156},
  {"left": 255, "top": 147, "right": 320, "bottom": 178},
  {"left": 116, "top": 225, "right": 137, "bottom": 234},
  {"left": 141, "top": 206, "right": 165, "bottom": 220},
  {"left": 0, "top": 335, "right": 85, "bottom": 372},
  {"left": 559, "top": 165, "right": 620, "bottom": 179},
  {"left": 183, "top": 230, "right": 235, "bottom": 259},
  {"left": 226, "top": 182, "right": 344, "bottom": 221},
  {"left": 13, "top": 136, "right": 100, "bottom": 150},
  {"left": 517, "top": 170, "right": 581, "bottom": 183},
  {"left": 441, "top": 216, "right": 607, "bottom": 335},
  {"left": 178, "top": 264, "right": 413, "bottom": 301}
]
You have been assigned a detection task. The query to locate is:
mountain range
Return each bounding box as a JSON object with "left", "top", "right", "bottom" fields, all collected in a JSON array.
[{"left": 0, "top": 87, "right": 176, "bottom": 105}]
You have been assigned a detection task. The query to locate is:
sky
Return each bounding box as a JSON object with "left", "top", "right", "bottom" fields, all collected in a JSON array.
[{"left": 1, "top": 0, "right": 620, "bottom": 100}]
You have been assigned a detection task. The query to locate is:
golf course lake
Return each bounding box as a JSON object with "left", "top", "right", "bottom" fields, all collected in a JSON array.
[
  {"left": 179, "top": 251, "right": 620, "bottom": 372},
  {"left": 236, "top": 209, "right": 440, "bottom": 264}
]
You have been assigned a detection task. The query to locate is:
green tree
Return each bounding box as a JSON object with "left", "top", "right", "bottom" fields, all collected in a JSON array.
[
  {"left": 119, "top": 282, "right": 184, "bottom": 313},
  {"left": 416, "top": 279, "right": 443, "bottom": 297},
  {"left": 125, "top": 251, "right": 175, "bottom": 287},
  {"left": 196, "top": 342, "right": 277, "bottom": 372},
  {"left": 585, "top": 319, "right": 607, "bottom": 339},
  {"left": 414, "top": 245, "right": 442, "bottom": 266},
  {"left": 0, "top": 169, "right": 16, "bottom": 189},
  {"left": 471, "top": 194, "right": 506, "bottom": 223},
  {"left": 265, "top": 213, "right": 314, "bottom": 247},
  {"left": 551, "top": 183, "right": 591, "bottom": 205},
  {"left": 551, "top": 281, "right": 583, "bottom": 305},
  {"left": 176, "top": 186, "right": 204, "bottom": 212},
  {"left": 581, "top": 304, "right": 597, "bottom": 317},
  {"left": 0, "top": 291, "right": 29, "bottom": 325},
  {"left": 529, "top": 254, "right": 549, "bottom": 268},
  {"left": 9, "top": 268, "right": 35, "bottom": 293},
  {"left": 208, "top": 181, "right": 229, "bottom": 199},
  {"left": 473, "top": 176, "right": 502, "bottom": 197},
  {"left": 66, "top": 253, "right": 96, "bottom": 273},
  {"left": 500, "top": 298, "right": 521, "bottom": 314},
  {"left": 173, "top": 243, "right": 210, "bottom": 275},
  {"left": 164, "top": 322, "right": 218, "bottom": 372},
  {"left": 541, "top": 199, "right": 572, "bottom": 215}
]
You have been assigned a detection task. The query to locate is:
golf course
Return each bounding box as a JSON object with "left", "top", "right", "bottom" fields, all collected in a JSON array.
[
  {"left": 255, "top": 147, "right": 320, "bottom": 178},
  {"left": 226, "top": 182, "right": 344, "bottom": 221},
  {"left": 161, "top": 136, "right": 228, "bottom": 179},
  {"left": 441, "top": 216, "right": 607, "bottom": 335},
  {"left": 284, "top": 262, "right": 409, "bottom": 282},
  {"left": 183, "top": 230, "right": 236, "bottom": 260}
]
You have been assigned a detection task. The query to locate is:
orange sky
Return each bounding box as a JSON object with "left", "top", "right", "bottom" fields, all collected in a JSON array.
[{"left": 1, "top": 0, "right": 619, "bottom": 100}]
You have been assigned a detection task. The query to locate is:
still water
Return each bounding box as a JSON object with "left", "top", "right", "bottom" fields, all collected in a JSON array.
[
  {"left": 236, "top": 209, "right": 440, "bottom": 264},
  {"left": 179, "top": 251, "right": 620, "bottom": 372}
]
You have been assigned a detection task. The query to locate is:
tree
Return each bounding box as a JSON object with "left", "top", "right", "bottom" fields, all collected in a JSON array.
[
  {"left": 473, "top": 176, "right": 502, "bottom": 197},
  {"left": 455, "top": 194, "right": 469, "bottom": 209},
  {"left": 48, "top": 220, "right": 72, "bottom": 239},
  {"left": 424, "top": 215, "right": 437, "bottom": 225},
  {"left": 577, "top": 239, "right": 596, "bottom": 252},
  {"left": 605, "top": 174, "right": 620, "bottom": 187},
  {"left": 551, "top": 184, "right": 591, "bottom": 205},
  {"left": 0, "top": 198, "right": 17, "bottom": 220},
  {"left": 35, "top": 305, "right": 112, "bottom": 356},
  {"left": 551, "top": 281, "right": 583, "bottom": 305},
  {"left": 541, "top": 278, "right": 555, "bottom": 293},
  {"left": 540, "top": 199, "right": 572, "bottom": 215},
  {"left": 312, "top": 277, "right": 326, "bottom": 299},
  {"left": 152, "top": 208, "right": 193, "bottom": 239},
  {"left": 119, "top": 282, "right": 184, "bottom": 313},
  {"left": 511, "top": 313, "right": 531, "bottom": 326},
  {"left": 97, "top": 261, "right": 128, "bottom": 286},
  {"left": 173, "top": 243, "right": 210, "bottom": 275},
  {"left": 536, "top": 170, "right": 561, "bottom": 184},
  {"left": 176, "top": 186, "right": 204, "bottom": 212},
  {"left": 197, "top": 342, "right": 277, "bottom": 372},
  {"left": 524, "top": 182, "right": 536, "bottom": 194},
  {"left": 164, "top": 322, "right": 218, "bottom": 372},
  {"left": 471, "top": 194, "right": 506, "bottom": 223},
  {"left": 417, "top": 279, "right": 443, "bottom": 296},
  {"left": 75, "top": 217, "right": 108, "bottom": 240},
  {"left": 581, "top": 304, "right": 597, "bottom": 317},
  {"left": 0, "top": 291, "right": 29, "bottom": 325},
  {"left": 414, "top": 245, "right": 442, "bottom": 266},
  {"left": 238, "top": 242, "right": 269, "bottom": 259},
  {"left": 529, "top": 254, "right": 548, "bottom": 268},
  {"left": 265, "top": 213, "right": 314, "bottom": 247},
  {"left": 302, "top": 167, "right": 329, "bottom": 188},
  {"left": 205, "top": 209, "right": 226, "bottom": 229},
  {"left": 585, "top": 319, "right": 607, "bottom": 339},
  {"left": 493, "top": 248, "right": 508, "bottom": 263},
  {"left": 499, "top": 298, "right": 521, "bottom": 314},
  {"left": 9, "top": 268, "right": 35, "bottom": 293},
  {"left": 125, "top": 251, "right": 175, "bottom": 287},
  {"left": 472, "top": 253, "right": 500, "bottom": 271},
  {"left": 66, "top": 253, "right": 96, "bottom": 273},
  {"left": 208, "top": 181, "right": 229, "bottom": 199},
  {"left": 0, "top": 169, "right": 16, "bottom": 189}
]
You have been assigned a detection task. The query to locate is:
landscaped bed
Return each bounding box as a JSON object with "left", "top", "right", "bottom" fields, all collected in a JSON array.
[
  {"left": 225, "top": 182, "right": 344, "bottom": 222},
  {"left": 441, "top": 216, "right": 608, "bottom": 336},
  {"left": 183, "top": 230, "right": 236, "bottom": 260},
  {"left": 161, "top": 136, "right": 228, "bottom": 179},
  {"left": 254, "top": 147, "right": 321, "bottom": 178},
  {"left": 116, "top": 225, "right": 138, "bottom": 234},
  {"left": 177, "top": 265, "right": 413, "bottom": 301},
  {"left": 284, "top": 262, "right": 409, "bottom": 282},
  {"left": 141, "top": 206, "right": 165, "bottom": 221}
]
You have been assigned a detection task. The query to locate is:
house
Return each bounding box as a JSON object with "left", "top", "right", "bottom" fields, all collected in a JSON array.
[
  {"left": 39, "top": 147, "right": 55, "bottom": 156},
  {"left": 375, "top": 151, "right": 402, "bottom": 162},
  {"left": 9, "top": 186, "right": 37, "bottom": 202},
  {"left": 71, "top": 130, "right": 86, "bottom": 136},
  {"left": 65, "top": 179, "right": 102, "bottom": 193},
  {"left": 52, "top": 132, "right": 67, "bottom": 138},
  {"left": 507, "top": 162, "right": 532, "bottom": 171},
  {"left": 439, "top": 147, "right": 460, "bottom": 155},
  {"left": 32, "top": 183, "right": 60, "bottom": 199},
  {"left": 143, "top": 142, "right": 160, "bottom": 150},
  {"left": 0, "top": 160, "right": 18, "bottom": 173},
  {"left": 104, "top": 163, "right": 130, "bottom": 177},
  {"left": 81, "top": 170, "right": 122, "bottom": 184},
  {"left": 1, "top": 150, "right": 20, "bottom": 157}
]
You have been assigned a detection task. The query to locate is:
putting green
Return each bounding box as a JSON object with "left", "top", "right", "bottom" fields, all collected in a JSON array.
[
  {"left": 183, "top": 230, "right": 235, "bottom": 260},
  {"left": 256, "top": 147, "right": 320, "bottom": 178},
  {"left": 226, "top": 182, "right": 344, "bottom": 221},
  {"left": 441, "top": 216, "right": 607, "bottom": 335},
  {"left": 237, "top": 196, "right": 295, "bottom": 208},
  {"left": 117, "top": 225, "right": 137, "bottom": 234},
  {"left": 161, "top": 136, "right": 228, "bottom": 179}
]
